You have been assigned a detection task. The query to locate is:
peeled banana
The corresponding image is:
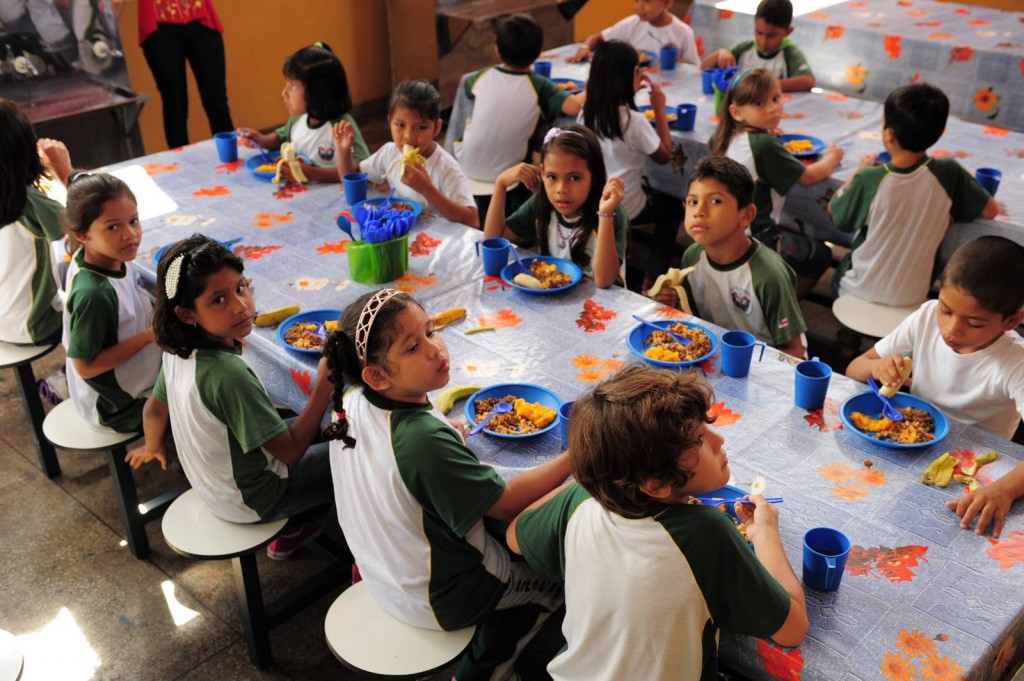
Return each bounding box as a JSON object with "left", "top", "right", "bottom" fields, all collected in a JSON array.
[
  {"left": 273, "top": 142, "right": 308, "bottom": 184},
  {"left": 254, "top": 304, "right": 300, "bottom": 327},
  {"left": 879, "top": 357, "right": 913, "bottom": 398},
  {"left": 512, "top": 273, "right": 544, "bottom": 289},
  {"left": 386, "top": 144, "right": 427, "bottom": 178},
  {"left": 430, "top": 307, "right": 467, "bottom": 329},
  {"left": 646, "top": 266, "right": 696, "bottom": 313},
  {"left": 434, "top": 384, "right": 481, "bottom": 414}
]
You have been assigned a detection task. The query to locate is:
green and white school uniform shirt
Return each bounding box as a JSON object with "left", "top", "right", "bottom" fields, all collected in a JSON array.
[
  {"left": 682, "top": 240, "right": 806, "bottom": 347},
  {"left": 0, "top": 186, "right": 64, "bottom": 344},
  {"left": 731, "top": 38, "right": 813, "bottom": 81},
  {"left": 725, "top": 131, "right": 807, "bottom": 238},
  {"left": 505, "top": 195, "right": 629, "bottom": 281},
  {"left": 276, "top": 113, "right": 368, "bottom": 167},
  {"left": 156, "top": 344, "right": 289, "bottom": 523},
  {"left": 830, "top": 156, "right": 991, "bottom": 306},
  {"left": 62, "top": 251, "right": 161, "bottom": 433},
  {"left": 455, "top": 66, "right": 569, "bottom": 183},
  {"left": 515, "top": 484, "right": 791, "bottom": 681},
  {"left": 330, "top": 388, "right": 508, "bottom": 630}
]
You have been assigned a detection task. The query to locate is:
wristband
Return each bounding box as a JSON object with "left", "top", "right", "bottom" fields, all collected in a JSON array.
[{"left": 596, "top": 210, "right": 614, "bottom": 218}]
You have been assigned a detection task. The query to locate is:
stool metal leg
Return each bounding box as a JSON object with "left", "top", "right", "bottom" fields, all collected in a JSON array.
[
  {"left": 14, "top": 362, "right": 60, "bottom": 478},
  {"left": 106, "top": 444, "right": 149, "bottom": 559},
  {"left": 232, "top": 554, "right": 273, "bottom": 668}
]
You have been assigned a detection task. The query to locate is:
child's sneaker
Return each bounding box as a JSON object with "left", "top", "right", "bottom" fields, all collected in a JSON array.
[
  {"left": 38, "top": 369, "right": 68, "bottom": 405},
  {"left": 266, "top": 519, "right": 323, "bottom": 560}
]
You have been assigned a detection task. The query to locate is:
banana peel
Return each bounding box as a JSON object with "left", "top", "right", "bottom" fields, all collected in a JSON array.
[
  {"left": 646, "top": 266, "right": 696, "bottom": 313},
  {"left": 386, "top": 144, "right": 427, "bottom": 178},
  {"left": 879, "top": 357, "right": 913, "bottom": 398},
  {"left": 434, "top": 384, "right": 480, "bottom": 414},
  {"left": 254, "top": 304, "right": 300, "bottom": 327},
  {"left": 430, "top": 307, "right": 466, "bottom": 330},
  {"left": 953, "top": 474, "right": 981, "bottom": 492},
  {"left": 921, "top": 452, "right": 956, "bottom": 487},
  {"left": 273, "top": 142, "right": 308, "bottom": 184}
]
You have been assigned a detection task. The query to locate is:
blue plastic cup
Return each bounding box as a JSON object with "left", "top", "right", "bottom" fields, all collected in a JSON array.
[
  {"left": 794, "top": 358, "right": 832, "bottom": 410},
  {"left": 803, "top": 527, "right": 851, "bottom": 591},
  {"left": 720, "top": 330, "right": 766, "bottom": 378},
  {"left": 343, "top": 172, "right": 368, "bottom": 205},
  {"left": 702, "top": 68, "right": 719, "bottom": 95},
  {"left": 533, "top": 60, "right": 552, "bottom": 79},
  {"left": 214, "top": 131, "right": 238, "bottom": 163},
  {"left": 559, "top": 401, "right": 574, "bottom": 450},
  {"left": 475, "top": 237, "right": 510, "bottom": 277},
  {"left": 676, "top": 103, "right": 697, "bottom": 132},
  {"left": 975, "top": 168, "right": 1002, "bottom": 196},
  {"left": 660, "top": 45, "right": 679, "bottom": 70}
]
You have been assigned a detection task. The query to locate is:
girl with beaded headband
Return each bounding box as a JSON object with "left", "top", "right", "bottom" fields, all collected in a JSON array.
[
  {"left": 61, "top": 171, "right": 160, "bottom": 434},
  {"left": 483, "top": 122, "right": 626, "bottom": 288},
  {"left": 711, "top": 66, "right": 842, "bottom": 297},
  {"left": 127, "top": 234, "right": 336, "bottom": 561},
  {"left": 321, "top": 288, "right": 569, "bottom": 680}
]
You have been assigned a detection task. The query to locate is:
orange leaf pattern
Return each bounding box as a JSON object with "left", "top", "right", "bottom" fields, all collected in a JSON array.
[
  {"left": 316, "top": 240, "right": 350, "bottom": 254},
  {"left": 804, "top": 398, "right": 844, "bottom": 432},
  {"left": 825, "top": 25, "right": 845, "bottom": 40},
  {"left": 394, "top": 272, "right": 437, "bottom": 293},
  {"left": 572, "top": 354, "right": 623, "bottom": 382},
  {"left": 884, "top": 35, "right": 903, "bottom": 59},
  {"left": 234, "top": 245, "right": 281, "bottom": 260},
  {"left": 193, "top": 185, "right": 231, "bottom": 197},
  {"left": 707, "top": 401, "right": 741, "bottom": 426},
  {"left": 478, "top": 309, "right": 522, "bottom": 328},
  {"left": 818, "top": 460, "right": 885, "bottom": 501},
  {"left": 832, "top": 482, "right": 870, "bottom": 501},
  {"left": 897, "top": 629, "right": 938, "bottom": 658},
  {"left": 949, "top": 45, "right": 974, "bottom": 62},
  {"left": 880, "top": 650, "right": 919, "bottom": 681},
  {"left": 757, "top": 638, "right": 804, "bottom": 680},
  {"left": 848, "top": 545, "right": 928, "bottom": 583},
  {"left": 986, "top": 531, "right": 1024, "bottom": 570},
  {"left": 881, "top": 629, "right": 962, "bottom": 681},
  {"left": 214, "top": 160, "right": 243, "bottom": 174},
  {"left": 144, "top": 162, "right": 178, "bottom": 175},
  {"left": 409, "top": 232, "right": 441, "bottom": 256},
  {"left": 273, "top": 184, "right": 308, "bottom": 199},
  {"left": 290, "top": 368, "right": 312, "bottom": 396},
  {"left": 576, "top": 299, "right": 617, "bottom": 333},
  {"left": 253, "top": 211, "right": 293, "bottom": 228}
]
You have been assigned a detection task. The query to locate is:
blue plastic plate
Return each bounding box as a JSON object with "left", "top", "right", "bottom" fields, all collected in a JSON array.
[
  {"left": 638, "top": 104, "right": 678, "bottom": 126},
  {"left": 627, "top": 319, "right": 719, "bottom": 368},
  {"left": 276, "top": 308, "right": 342, "bottom": 356},
  {"left": 244, "top": 152, "right": 311, "bottom": 181},
  {"left": 778, "top": 134, "right": 827, "bottom": 158},
  {"left": 352, "top": 197, "right": 424, "bottom": 224},
  {"left": 499, "top": 256, "right": 583, "bottom": 294},
  {"left": 464, "top": 383, "right": 562, "bottom": 439},
  {"left": 551, "top": 77, "right": 585, "bottom": 94},
  {"left": 839, "top": 391, "right": 950, "bottom": 449}
]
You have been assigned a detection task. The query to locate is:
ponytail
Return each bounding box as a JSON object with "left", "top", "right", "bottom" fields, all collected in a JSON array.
[{"left": 320, "top": 329, "right": 360, "bottom": 447}]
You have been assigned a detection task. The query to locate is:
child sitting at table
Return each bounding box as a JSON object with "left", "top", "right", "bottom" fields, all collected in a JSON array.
[
  {"left": 484, "top": 124, "right": 627, "bottom": 289},
  {"left": 568, "top": 0, "right": 699, "bottom": 66},
  {"left": 580, "top": 40, "right": 684, "bottom": 295},
  {"left": 321, "top": 288, "right": 567, "bottom": 681},
  {"left": 712, "top": 66, "right": 843, "bottom": 298},
  {"left": 702, "top": 0, "right": 815, "bottom": 92},
  {"left": 334, "top": 80, "right": 479, "bottom": 228},
  {"left": 651, "top": 156, "right": 807, "bottom": 357},
  {"left": 455, "top": 13, "right": 583, "bottom": 192},
  {"left": 127, "top": 234, "right": 335, "bottom": 560},
  {"left": 0, "top": 98, "right": 73, "bottom": 345},
  {"left": 62, "top": 172, "right": 161, "bottom": 433},
  {"left": 829, "top": 83, "right": 998, "bottom": 307},
  {"left": 846, "top": 236, "right": 1024, "bottom": 537},
  {"left": 508, "top": 364, "right": 808, "bottom": 680},
  {"left": 238, "top": 42, "right": 367, "bottom": 183}
]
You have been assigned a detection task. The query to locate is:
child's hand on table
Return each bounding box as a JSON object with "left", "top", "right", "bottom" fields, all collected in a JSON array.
[
  {"left": 871, "top": 353, "right": 909, "bottom": 390},
  {"left": 946, "top": 482, "right": 1015, "bottom": 538},
  {"left": 497, "top": 163, "right": 541, "bottom": 193},
  {"left": 125, "top": 444, "right": 167, "bottom": 471},
  {"left": 599, "top": 177, "right": 625, "bottom": 215},
  {"left": 711, "top": 49, "right": 737, "bottom": 68}
]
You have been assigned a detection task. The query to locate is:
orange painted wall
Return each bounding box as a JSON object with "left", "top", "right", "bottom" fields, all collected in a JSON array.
[
  {"left": 116, "top": 0, "right": 392, "bottom": 154},
  {"left": 574, "top": 0, "right": 633, "bottom": 41}
]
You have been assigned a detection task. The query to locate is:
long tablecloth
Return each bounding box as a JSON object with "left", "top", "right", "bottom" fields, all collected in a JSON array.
[
  {"left": 111, "top": 140, "right": 1024, "bottom": 680},
  {"left": 445, "top": 42, "right": 1024, "bottom": 260}
]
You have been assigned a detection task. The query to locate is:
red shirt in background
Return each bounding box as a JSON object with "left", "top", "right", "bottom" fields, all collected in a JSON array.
[{"left": 138, "top": 0, "right": 224, "bottom": 44}]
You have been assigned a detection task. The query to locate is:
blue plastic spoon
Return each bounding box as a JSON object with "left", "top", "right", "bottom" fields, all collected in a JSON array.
[
  {"left": 868, "top": 378, "right": 904, "bottom": 422},
  {"left": 468, "top": 401, "right": 513, "bottom": 436},
  {"left": 336, "top": 215, "right": 355, "bottom": 240},
  {"left": 693, "top": 496, "right": 783, "bottom": 505},
  {"left": 509, "top": 245, "right": 528, "bottom": 276},
  {"left": 631, "top": 314, "right": 692, "bottom": 346}
]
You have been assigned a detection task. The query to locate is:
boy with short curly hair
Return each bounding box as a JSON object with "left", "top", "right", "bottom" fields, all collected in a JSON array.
[{"left": 508, "top": 365, "right": 808, "bottom": 680}]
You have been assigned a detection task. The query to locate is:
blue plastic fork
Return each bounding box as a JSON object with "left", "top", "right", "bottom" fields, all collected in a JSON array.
[
  {"left": 239, "top": 131, "right": 274, "bottom": 164},
  {"left": 631, "top": 314, "right": 692, "bottom": 346},
  {"left": 868, "top": 378, "right": 904, "bottom": 422},
  {"left": 694, "top": 497, "right": 783, "bottom": 505},
  {"left": 509, "top": 245, "right": 528, "bottom": 276}
]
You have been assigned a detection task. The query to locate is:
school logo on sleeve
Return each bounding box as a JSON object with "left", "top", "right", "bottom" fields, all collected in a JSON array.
[
  {"left": 318, "top": 145, "right": 336, "bottom": 162},
  {"left": 730, "top": 287, "right": 752, "bottom": 314},
  {"left": 778, "top": 317, "right": 790, "bottom": 329}
]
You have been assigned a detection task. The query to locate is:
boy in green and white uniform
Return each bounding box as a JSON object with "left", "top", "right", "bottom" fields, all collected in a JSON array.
[{"left": 510, "top": 365, "right": 808, "bottom": 681}]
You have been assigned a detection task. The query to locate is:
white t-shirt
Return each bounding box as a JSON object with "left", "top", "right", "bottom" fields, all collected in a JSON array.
[
  {"left": 875, "top": 300, "right": 1024, "bottom": 440},
  {"left": 582, "top": 106, "right": 660, "bottom": 219},
  {"left": 602, "top": 14, "right": 700, "bottom": 65},
  {"left": 360, "top": 142, "right": 475, "bottom": 211}
]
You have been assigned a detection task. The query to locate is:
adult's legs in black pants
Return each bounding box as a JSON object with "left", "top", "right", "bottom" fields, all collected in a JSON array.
[
  {"left": 633, "top": 187, "right": 686, "bottom": 292},
  {"left": 142, "top": 23, "right": 190, "bottom": 149},
  {"left": 184, "top": 22, "right": 234, "bottom": 138}
]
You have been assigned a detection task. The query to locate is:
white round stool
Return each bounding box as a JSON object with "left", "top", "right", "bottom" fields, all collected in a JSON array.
[
  {"left": 0, "top": 630, "right": 22, "bottom": 681},
  {"left": 0, "top": 340, "right": 60, "bottom": 478},
  {"left": 832, "top": 295, "right": 920, "bottom": 339},
  {"left": 325, "top": 581, "right": 476, "bottom": 679},
  {"left": 42, "top": 401, "right": 183, "bottom": 559}
]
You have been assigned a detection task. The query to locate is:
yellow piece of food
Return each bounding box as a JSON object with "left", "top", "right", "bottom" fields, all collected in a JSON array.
[
  {"left": 430, "top": 307, "right": 467, "bottom": 329},
  {"left": 513, "top": 398, "right": 557, "bottom": 428},
  {"left": 255, "top": 163, "right": 277, "bottom": 173},
  {"left": 850, "top": 411, "right": 892, "bottom": 432},
  {"left": 646, "top": 266, "right": 696, "bottom": 314},
  {"left": 273, "top": 142, "right": 308, "bottom": 184},
  {"left": 879, "top": 357, "right": 913, "bottom": 398},
  {"left": 513, "top": 273, "right": 545, "bottom": 289},
  {"left": 921, "top": 452, "right": 956, "bottom": 487},
  {"left": 434, "top": 384, "right": 481, "bottom": 414},
  {"left": 644, "top": 109, "right": 656, "bottom": 119},
  {"left": 783, "top": 139, "right": 815, "bottom": 153},
  {"left": 385, "top": 144, "right": 427, "bottom": 177},
  {"left": 254, "top": 304, "right": 300, "bottom": 327},
  {"left": 645, "top": 346, "right": 681, "bottom": 362},
  {"left": 324, "top": 320, "right": 339, "bottom": 332}
]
